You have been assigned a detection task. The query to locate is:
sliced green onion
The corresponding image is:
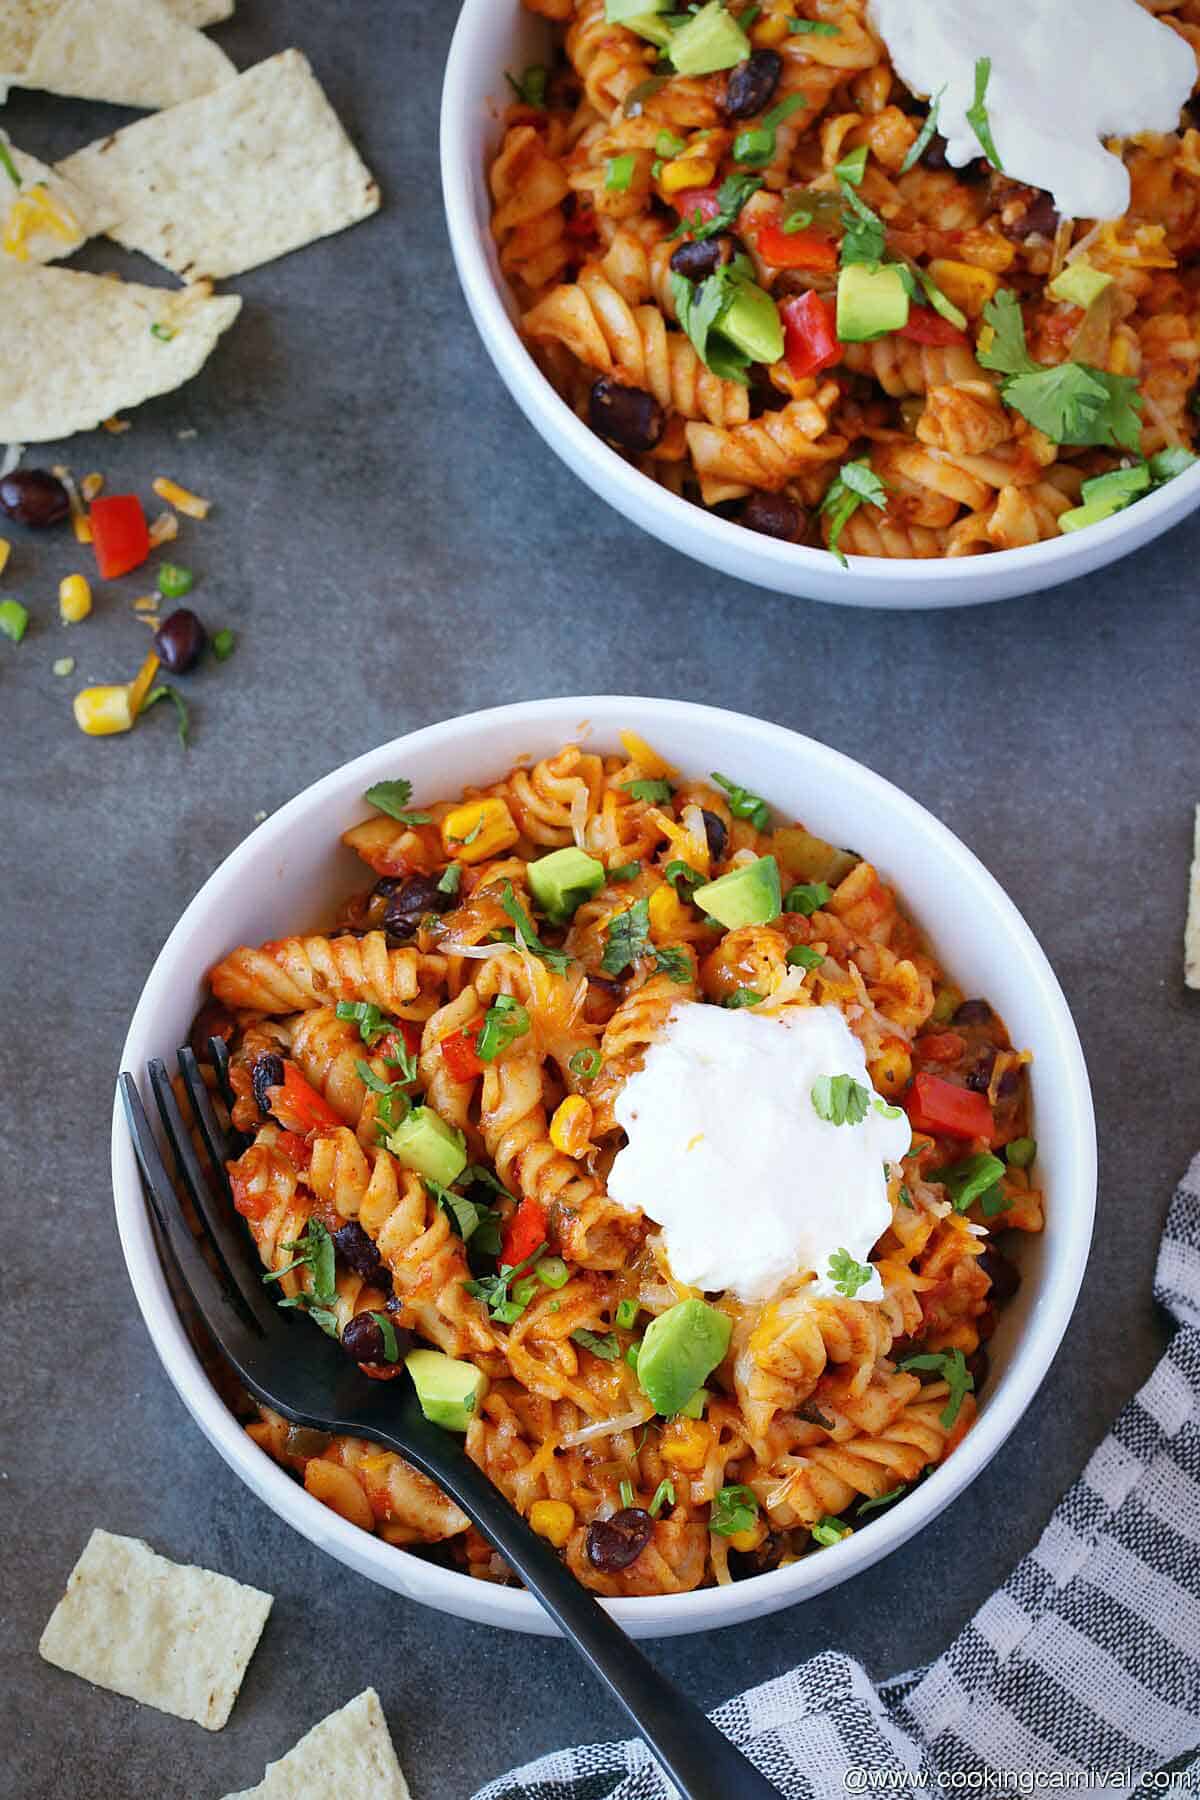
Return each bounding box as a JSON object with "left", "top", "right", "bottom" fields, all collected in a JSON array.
[
  {"left": 619, "top": 1479, "right": 636, "bottom": 1509},
  {"left": 1005, "top": 1136, "right": 1037, "bottom": 1168},
  {"left": 536, "top": 1255, "right": 570, "bottom": 1289},
  {"left": 615, "top": 1297, "right": 640, "bottom": 1329},
  {"left": 157, "top": 561, "right": 193, "bottom": 599},
  {"left": 649, "top": 1478, "right": 675, "bottom": 1517},
  {"left": 569, "top": 1047, "right": 602, "bottom": 1080},
  {"left": 606, "top": 153, "right": 637, "bottom": 192}
]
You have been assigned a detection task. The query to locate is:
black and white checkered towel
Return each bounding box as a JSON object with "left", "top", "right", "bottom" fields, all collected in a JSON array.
[{"left": 476, "top": 1156, "right": 1200, "bottom": 1800}]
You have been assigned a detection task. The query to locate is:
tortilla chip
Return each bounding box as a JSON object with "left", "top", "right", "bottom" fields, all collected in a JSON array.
[
  {"left": 1186, "top": 805, "right": 1200, "bottom": 990},
  {"left": 59, "top": 49, "right": 380, "bottom": 281},
  {"left": 38, "top": 1529, "right": 272, "bottom": 1731},
  {"left": 0, "top": 263, "right": 241, "bottom": 441},
  {"left": 223, "top": 1690, "right": 412, "bottom": 1800},
  {"left": 0, "top": 139, "right": 112, "bottom": 261},
  {"left": 0, "top": 0, "right": 232, "bottom": 76},
  {"left": 18, "top": 0, "right": 234, "bottom": 110}
]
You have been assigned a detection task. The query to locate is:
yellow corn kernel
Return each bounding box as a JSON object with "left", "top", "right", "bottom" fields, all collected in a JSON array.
[
  {"left": 73, "top": 685, "right": 135, "bottom": 737},
  {"left": 0, "top": 539, "right": 9, "bottom": 578},
  {"left": 58, "top": 574, "right": 92, "bottom": 624},
  {"left": 648, "top": 882, "right": 688, "bottom": 942},
  {"left": 619, "top": 729, "right": 676, "bottom": 781},
  {"left": 440, "top": 796, "right": 519, "bottom": 863},
  {"left": 727, "top": 1519, "right": 768, "bottom": 1553},
  {"left": 751, "top": 13, "right": 790, "bottom": 45},
  {"left": 550, "top": 1094, "right": 594, "bottom": 1158},
  {"left": 152, "top": 476, "right": 210, "bottom": 519},
  {"left": 661, "top": 155, "right": 715, "bottom": 195},
  {"left": 529, "top": 1499, "right": 576, "bottom": 1548},
  {"left": 646, "top": 805, "right": 710, "bottom": 877},
  {"left": 1110, "top": 327, "right": 1136, "bottom": 376},
  {"left": 868, "top": 1037, "right": 912, "bottom": 1101},
  {"left": 303, "top": 1458, "right": 374, "bottom": 1532},
  {"left": 81, "top": 472, "right": 104, "bottom": 503},
  {"left": 927, "top": 258, "right": 999, "bottom": 318},
  {"left": 127, "top": 649, "right": 162, "bottom": 717},
  {"left": 148, "top": 510, "right": 179, "bottom": 546},
  {"left": 659, "top": 1417, "right": 712, "bottom": 1472}
]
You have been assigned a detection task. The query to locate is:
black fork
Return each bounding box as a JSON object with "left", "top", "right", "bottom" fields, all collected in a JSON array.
[{"left": 118, "top": 1051, "right": 782, "bottom": 1800}]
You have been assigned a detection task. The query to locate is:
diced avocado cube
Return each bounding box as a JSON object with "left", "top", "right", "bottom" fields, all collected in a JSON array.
[
  {"left": 405, "top": 1348, "right": 488, "bottom": 1431},
  {"left": 668, "top": 0, "right": 750, "bottom": 75},
  {"left": 836, "top": 263, "right": 910, "bottom": 344},
  {"left": 1047, "top": 261, "right": 1113, "bottom": 310},
  {"left": 386, "top": 1106, "right": 467, "bottom": 1186},
  {"left": 1059, "top": 463, "right": 1150, "bottom": 533},
  {"left": 636, "top": 1300, "right": 731, "bottom": 1417},
  {"left": 678, "top": 1385, "right": 708, "bottom": 1419},
  {"left": 694, "top": 855, "right": 781, "bottom": 929},
  {"left": 528, "top": 846, "right": 606, "bottom": 924},
  {"left": 606, "top": 0, "right": 670, "bottom": 18},
  {"left": 718, "top": 281, "right": 783, "bottom": 366},
  {"left": 622, "top": 13, "right": 676, "bottom": 46}
]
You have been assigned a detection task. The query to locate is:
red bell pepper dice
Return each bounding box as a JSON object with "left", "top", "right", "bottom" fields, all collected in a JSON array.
[
  {"left": 897, "top": 306, "right": 969, "bottom": 347},
  {"left": 90, "top": 494, "right": 150, "bottom": 580},
  {"left": 672, "top": 186, "right": 722, "bottom": 231},
  {"left": 501, "top": 1196, "right": 548, "bottom": 1269},
  {"left": 276, "top": 1063, "right": 344, "bottom": 1136},
  {"left": 439, "top": 1021, "right": 484, "bottom": 1083},
  {"left": 780, "top": 291, "right": 841, "bottom": 378},
  {"left": 756, "top": 223, "right": 838, "bottom": 272},
  {"left": 905, "top": 1071, "right": 995, "bottom": 1143}
]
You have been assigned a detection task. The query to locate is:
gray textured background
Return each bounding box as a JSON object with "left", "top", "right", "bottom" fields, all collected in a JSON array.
[{"left": 3, "top": 4, "right": 1199, "bottom": 1797}]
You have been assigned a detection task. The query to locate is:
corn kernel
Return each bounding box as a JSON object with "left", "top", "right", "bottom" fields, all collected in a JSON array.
[
  {"left": 646, "top": 805, "right": 710, "bottom": 877},
  {"left": 661, "top": 155, "right": 715, "bottom": 195},
  {"left": 0, "top": 539, "right": 9, "bottom": 577},
  {"left": 727, "top": 1520, "right": 768, "bottom": 1553},
  {"left": 440, "top": 796, "right": 519, "bottom": 863},
  {"left": 659, "top": 1417, "right": 711, "bottom": 1472},
  {"left": 58, "top": 573, "right": 92, "bottom": 624},
  {"left": 152, "top": 476, "right": 210, "bottom": 519},
  {"left": 648, "top": 882, "right": 688, "bottom": 942},
  {"left": 73, "top": 684, "right": 135, "bottom": 737},
  {"left": 81, "top": 472, "right": 104, "bottom": 503},
  {"left": 927, "top": 258, "right": 999, "bottom": 318},
  {"left": 868, "top": 1037, "right": 912, "bottom": 1100},
  {"left": 618, "top": 729, "right": 676, "bottom": 781},
  {"left": 550, "top": 1094, "right": 594, "bottom": 1158},
  {"left": 529, "top": 1499, "right": 575, "bottom": 1547},
  {"left": 751, "top": 13, "right": 791, "bottom": 45}
]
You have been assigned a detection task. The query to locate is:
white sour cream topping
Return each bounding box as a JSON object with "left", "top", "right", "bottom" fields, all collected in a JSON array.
[
  {"left": 608, "top": 1003, "right": 911, "bottom": 1305},
  {"left": 869, "top": 0, "right": 1196, "bottom": 222}
]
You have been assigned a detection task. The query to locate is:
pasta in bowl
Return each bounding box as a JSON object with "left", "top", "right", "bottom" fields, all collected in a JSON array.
[
  {"left": 442, "top": 0, "right": 1200, "bottom": 605},
  {"left": 114, "top": 699, "right": 1095, "bottom": 1636}
]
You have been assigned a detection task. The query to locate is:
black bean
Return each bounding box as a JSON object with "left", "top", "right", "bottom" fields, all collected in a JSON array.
[
  {"left": 741, "top": 491, "right": 807, "bottom": 542},
  {"left": 585, "top": 1507, "right": 654, "bottom": 1572},
  {"left": 588, "top": 377, "right": 665, "bottom": 452},
  {"left": 701, "top": 808, "right": 728, "bottom": 863},
  {"left": 333, "top": 1221, "right": 393, "bottom": 1294},
  {"left": 996, "top": 1066, "right": 1021, "bottom": 1099},
  {"left": 384, "top": 873, "right": 453, "bottom": 942},
  {"left": 953, "top": 998, "right": 993, "bottom": 1026},
  {"left": 252, "top": 1052, "right": 285, "bottom": 1118},
  {"left": 723, "top": 49, "right": 781, "bottom": 120},
  {"left": 920, "top": 131, "right": 951, "bottom": 172},
  {"left": 979, "top": 1246, "right": 1021, "bottom": 1305},
  {"left": 669, "top": 235, "right": 734, "bottom": 282},
  {"left": 370, "top": 877, "right": 406, "bottom": 900},
  {"left": 190, "top": 999, "right": 236, "bottom": 1064},
  {"left": 0, "top": 468, "right": 70, "bottom": 528},
  {"left": 154, "top": 607, "right": 207, "bottom": 674},
  {"left": 966, "top": 1048, "right": 996, "bottom": 1093},
  {"left": 341, "top": 1311, "right": 411, "bottom": 1366},
  {"left": 1001, "top": 188, "right": 1059, "bottom": 241},
  {"left": 965, "top": 1345, "right": 990, "bottom": 1396}
]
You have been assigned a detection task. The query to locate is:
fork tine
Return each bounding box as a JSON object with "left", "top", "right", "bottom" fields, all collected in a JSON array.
[
  {"left": 119, "top": 1073, "right": 263, "bottom": 1352},
  {"left": 145, "top": 1058, "right": 273, "bottom": 1333},
  {"left": 175, "top": 1047, "right": 275, "bottom": 1318},
  {"left": 178, "top": 1046, "right": 242, "bottom": 1184},
  {"left": 209, "top": 1035, "right": 235, "bottom": 1107}
]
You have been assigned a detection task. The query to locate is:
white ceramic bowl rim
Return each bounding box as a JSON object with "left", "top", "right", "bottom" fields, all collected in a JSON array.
[
  {"left": 113, "top": 697, "right": 1096, "bottom": 1636},
  {"left": 439, "top": 0, "right": 1200, "bottom": 596}
]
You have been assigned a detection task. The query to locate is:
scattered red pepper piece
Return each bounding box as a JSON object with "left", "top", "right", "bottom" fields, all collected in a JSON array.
[
  {"left": 90, "top": 493, "right": 151, "bottom": 580},
  {"left": 272, "top": 1063, "right": 344, "bottom": 1136},
  {"left": 380, "top": 1019, "right": 423, "bottom": 1065},
  {"left": 780, "top": 291, "right": 841, "bottom": 378},
  {"left": 274, "top": 1129, "right": 314, "bottom": 1170},
  {"left": 914, "top": 1030, "right": 967, "bottom": 1065},
  {"left": 439, "top": 1020, "right": 485, "bottom": 1084},
  {"left": 672, "top": 186, "right": 722, "bottom": 231},
  {"left": 756, "top": 222, "right": 838, "bottom": 272},
  {"left": 897, "top": 306, "right": 969, "bottom": 347},
  {"left": 501, "top": 1196, "right": 548, "bottom": 1269},
  {"left": 905, "top": 1071, "right": 994, "bottom": 1143}
]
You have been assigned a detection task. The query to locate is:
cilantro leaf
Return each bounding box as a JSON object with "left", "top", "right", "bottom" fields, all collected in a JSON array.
[
  {"left": 667, "top": 171, "right": 764, "bottom": 243},
  {"left": 264, "top": 1218, "right": 338, "bottom": 1333},
  {"left": 711, "top": 771, "right": 770, "bottom": 830},
  {"left": 826, "top": 1246, "right": 873, "bottom": 1298},
  {"left": 426, "top": 1177, "right": 502, "bottom": 1249},
  {"left": 965, "top": 56, "right": 1003, "bottom": 169},
  {"left": 475, "top": 994, "right": 531, "bottom": 1062},
  {"left": 355, "top": 1059, "right": 411, "bottom": 1137},
  {"left": 622, "top": 777, "right": 674, "bottom": 804},
  {"left": 838, "top": 180, "right": 885, "bottom": 266},
  {"left": 464, "top": 1240, "right": 547, "bottom": 1321},
  {"left": 899, "top": 1347, "right": 975, "bottom": 1428},
  {"left": 900, "top": 85, "right": 945, "bottom": 176},
  {"left": 820, "top": 458, "right": 888, "bottom": 566},
  {"left": 364, "top": 778, "right": 433, "bottom": 824},
  {"left": 977, "top": 291, "right": 1039, "bottom": 377},
  {"left": 437, "top": 862, "right": 463, "bottom": 896},
  {"left": 1003, "top": 362, "right": 1142, "bottom": 451},
  {"left": 571, "top": 1328, "right": 621, "bottom": 1360},
  {"left": 710, "top": 1484, "right": 760, "bottom": 1536},
  {"left": 1149, "top": 446, "right": 1199, "bottom": 483},
  {"left": 602, "top": 897, "right": 651, "bottom": 976},
  {"left": 336, "top": 1000, "right": 391, "bottom": 1046},
  {"left": 931, "top": 1150, "right": 1006, "bottom": 1213},
  {"left": 723, "top": 986, "right": 763, "bottom": 1008},
  {"left": 671, "top": 258, "right": 758, "bottom": 385},
  {"left": 654, "top": 943, "right": 693, "bottom": 983},
  {"left": 500, "top": 881, "right": 570, "bottom": 974},
  {"left": 788, "top": 16, "right": 838, "bottom": 32},
  {"left": 505, "top": 64, "right": 548, "bottom": 109}
]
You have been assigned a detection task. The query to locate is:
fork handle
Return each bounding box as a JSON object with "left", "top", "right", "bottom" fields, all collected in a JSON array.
[{"left": 356, "top": 1415, "right": 780, "bottom": 1800}]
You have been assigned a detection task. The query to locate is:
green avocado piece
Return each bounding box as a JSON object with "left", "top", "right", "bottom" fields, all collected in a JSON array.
[
  {"left": 668, "top": 0, "right": 750, "bottom": 75},
  {"left": 386, "top": 1106, "right": 467, "bottom": 1186},
  {"left": 636, "top": 1300, "right": 731, "bottom": 1417},
  {"left": 606, "top": 0, "right": 670, "bottom": 18},
  {"left": 405, "top": 1348, "right": 487, "bottom": 1431},
  {"left": 528, "top": 846, "right": 606, "bottom": 924},
  {"left": 694, "top": 855, "right": 781, "bottom": 929},
  {"left": 836, "top": 263, "right": 910, "bottom": 343},
  {"left": 1058, "top": 463, "right": 1151, "bottom": 533},
  {"left": 718, "top": 280, "right": 784, "bottom": 366}
]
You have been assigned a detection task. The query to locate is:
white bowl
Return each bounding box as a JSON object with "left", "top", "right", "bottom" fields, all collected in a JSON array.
[
  {"left": 440, "top": 0, "right": 1200, "bottom": 608},
  {"left": 113, "top": 696, "right": 1095, "bottom": 1637}
]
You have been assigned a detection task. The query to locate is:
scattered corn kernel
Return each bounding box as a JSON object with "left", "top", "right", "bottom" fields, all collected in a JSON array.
[
  {"left": 73, "top": 684, "right": 135, "bottom": 737},
  {"left": 661, "top": 155, "right": 715, "bottom": 195},
  {"left": 127, "top": 648, "right": 161, "bottom": 716},
  {"left": 102, "top": 417, "right": 130, "bottom": 434},
  {"left": 0, "top": 539, "right": 9, "bottom": 577},
  {"left": 619, "top": 729, "right": 676, "bottom": 781},
  {"left": 152, "top": 476, "right": 210, "bottom": 519},
  {"left": 659, "top": 1417, "right": 711, "bottom": 1472},
  {"left": 441, "top": 796, "right": 519, "bottom": 862},
  {"left": 868, "top": 1037, "right": 912, "bottom": 1100},
  {"left": 726, "top": 1519, "right": 768, "bottom": 1553},
  {"left": 648, "top": 882, "right": 689, "bottom": 941},
  {"left": 529, "top": 1499, "right": 575, "bottom": 1547},
  {"left": 550, "top": 1094, "right": 594, "bottom": 1158},
  {"left": 927, "top": 258, "right": 999, "bottom": 318},
  {"left": 53, "top": 656, "right": 75, "bottom": 677},
  {"left": 58, "top": 573, "right": 92, "bottom": 624},
  {"left": 751, "top": 13, "right": 790, "bottom": 45},
  {"left": 134, "top": 594, "right": 160, "bottom": 612},
  {"left": 148, "top": 510, "right": 179, "bottom": 546},
  {"left": 81, "top": 472, "right": 104, "bottom": 502},
  {"left": 646, "top": 805, "right": 710, "bottom": 876}
]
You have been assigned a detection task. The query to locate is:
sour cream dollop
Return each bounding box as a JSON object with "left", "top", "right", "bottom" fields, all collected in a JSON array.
[
  {"left": 608, "top": 1003, "right": 911, "bottom": 1305},
  {"left": 868, "top": 0, "right": 1196, "bottom": 222}
]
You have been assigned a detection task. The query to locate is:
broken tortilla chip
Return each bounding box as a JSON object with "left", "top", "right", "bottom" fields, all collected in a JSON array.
[
  {"left": 222, "top": 1690, "right": 412, "bottom": 1799},
  {"left": 0, "top": 0, "right": 232, "bottom": 78},
  {"left": 16, "top": 0, "right": 235, "bottom": 110},
  {"left": 0, "top": 138, "right": 112, "bottom": 261},
  {"left": 59, "top": 48, "right": 381, "bottom": 281},
  {"left": 39, "top": 1529, "right": 272, "bottom": 1731},
  {"left": 0, "top": 263, "right": 241, "bottom": 441}
]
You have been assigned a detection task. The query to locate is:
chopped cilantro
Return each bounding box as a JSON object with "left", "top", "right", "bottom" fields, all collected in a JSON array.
[
  {"left": 723, "top": 987, "right": 763, "bottom": 1008},
  {"left": 622, "top": 777, "right": 674, "bottom": 804},
  {"left": 820, "top": 458, "right": 888, "bottom": 565},
  {"left": 668, "top": 170, "right": 763, "bottom": 243},
  {"left": 368, "top": 1310, "right": 401, "bottom": 1363},
  {"left": 464, "top": 1240, "right": 547, "bottom": 1322},
  {"left": 931, "top": 1150, "right": 1006, "bottom": 1213},
  {"left": 569, "top": 1048, "right": 603, "bottom": 1080},
  {"left": 356, "top": 1060, "right": 411, "bottom": 1136},
  {"left": 653, "top": 943, "right": 693, "bottom": 983},
  {"left": 711, "top": 770, "right": 770, "bottom": 830},
  {"left": 602, "top": 897, "right": 651, "bottom": 975},
  {"left": 981, "top": 1185, "right": 1014, "bottom": 1217},
  {"left": 671, "top": 254, "right": 764, "bottom": 384},
  {"left": 826, "top": 1246, "right": 873, "bottom": 1297},
  {"left": 505, "top": 64, "right": 548, "bottom": 108},
  {"left": 475, "top": 994, "right": 531, "bottom": 1062},
  {"left": 500, "top": 881, "right": 570, "bottom": 973},
  {"left": 426, "top": 1178, "right": 502, "bottom": 1251},
  {"left": 857, "top": 1485, "right": 907, "bottom": 1517},
  {"left": 264, "top": 1219, "right": 339, "bottom": 1337},
  {"left": 784, "top": 881, "right": 831, "bottom": 916},
  {"left": 838, "top": 180, "right": 886, "bottom": 266},
  {"left": 437, "top": 862, "right": 463, "bottom": 896},
  {"left": 733, "top": 92, "right": 807, "bottom": 168},
  {"left": 665, "top": 859, "right": 705, "bottom": 896},
  {"left": 649, "top": 1477, "right": 676, "bottom": 1517},
  {"left": 336, "top": 1000, "right": 391, "bottom": 1046},
  {"left": 710, "top": 1484, "right": 760, "bottom": 1536},
  {"left": 142, "top": 685, "right": 190, "bottom": 749},
  {"left": 979, "top": 291, "right": 1142, "bottom": 451},
  {"left": 572, "top": 1327, "right": 621, "bottom": 1360},
  {"left": 811, "top": 1516, "right": 852, "bottom": 1547},
  {"left": 609, "top": 860, "right": 641, "bottom": 882},
  {"left": 899, "top": 1347, "right": 974, "bottom": 1428},
  {"left": 786, "top": 944, "right": 824, "bottom": 971},
  {"left": 788, "top": 16, "right": 838, "bottom": 33},
  {"left": 965, "top": 56, "right": 1003, "bottom": 169},
  {"left": 812, "top": 1074, "right": 871, "bottom": 1126},
  {"left": 364, "top": 778, "right": 433, "bottom": 825},
  {"left": 900, "top": 86, "right": 945, "bottom": 175}
]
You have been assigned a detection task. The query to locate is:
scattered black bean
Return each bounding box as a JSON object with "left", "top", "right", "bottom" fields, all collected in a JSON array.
[
  {"left": 920, "top": 131, "right": 951, "bottom": 172},
  {"left": 341, "top": 1311, "right": 411, "bottom": 1366},
  {"left": 384, "top": 873, "right": 453, "bottom": 942},
  {"left": 979, "top": 1246, "right": 1021, "bottom": 1305},
  {"left": 996, "top": 1066, "right": 1021, "bottom": 1099},
  {"left": 154, "top": 607, "right": 207, "bottom": 674},
  {"left": 723, "top": 49, "right": 781, "bottom": 120},
  {"left": 0, "top": 468, "right": 70, "bottom": 528},
  {"left": 585, "top": 1507, "right": 654, "bottom": 1572},
  {"left": 252, "top": 1052, "right": 285, "bottom": 1118},
  {"left": 966, "top": 1048, "right": 996, "bottom": 1093},
  {"left": 588, "top": 376, "right": 665, "bottom": 452},
  {"left": 965, "top": 1345, "right": 990, "bottom": 1396},
  {"left": 1000, "top": 188, "right": 1059, "bottom": 241},
  {"left": 190, "top": 1000, "right": 236, "bottom": 1064},
  {"left": 741, "top": 491, "right": 807, "bottom": 542},
  {"left": 370, "top": 876, "right": 406, "bottom": 900},
  {"left": 953, "top": 998, "right": 993, "bottom": 1026},
  {"left": 333, "top": 1221, "right": 394, "bottom": 1294},
  {"left": 701, "top": 808, "right": 728, "bottom": 864},
  {"left": 669, "top": 235, "right": 734, "bottom": 282}
]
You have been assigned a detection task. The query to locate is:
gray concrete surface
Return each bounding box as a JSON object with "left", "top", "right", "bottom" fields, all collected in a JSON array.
[{"left": 2, "top": 4, "right": 1199, "bottom": 1796}]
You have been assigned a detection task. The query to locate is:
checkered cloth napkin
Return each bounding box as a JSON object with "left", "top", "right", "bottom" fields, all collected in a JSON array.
[{"left": 476, "top": 1157, "right": 1200, "bottom": 1800}]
